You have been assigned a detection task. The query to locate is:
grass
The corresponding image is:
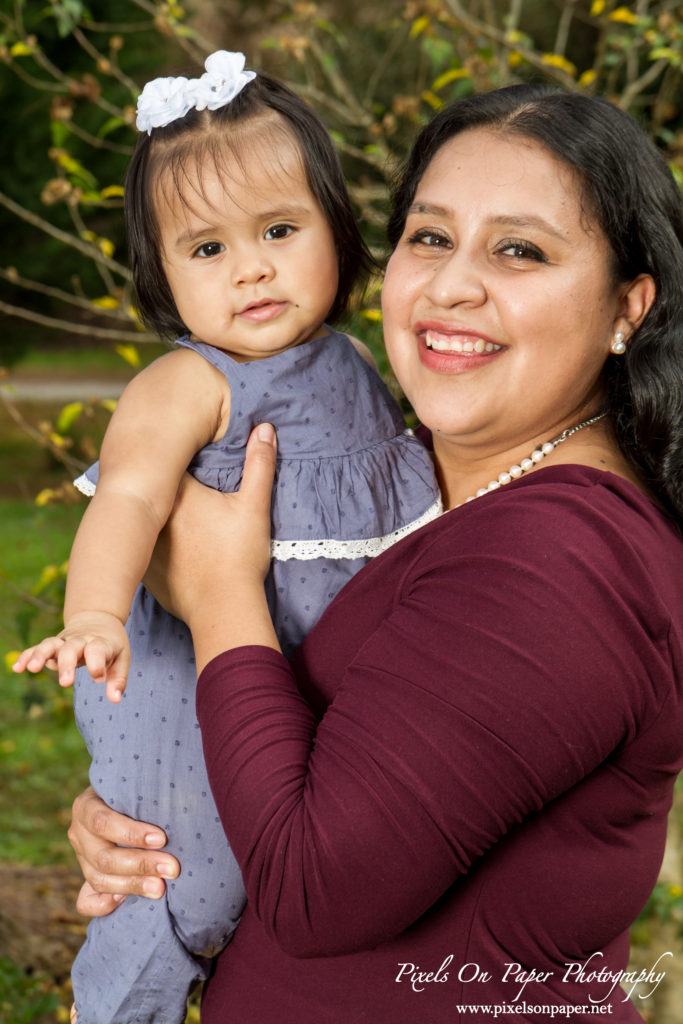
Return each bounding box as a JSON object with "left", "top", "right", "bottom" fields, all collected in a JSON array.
[
  {"left": 0, "top": 498, "right": 90, "bottom": 866},
  {"left": 6, "top": 340, "right": 167, "bottom": 378}
]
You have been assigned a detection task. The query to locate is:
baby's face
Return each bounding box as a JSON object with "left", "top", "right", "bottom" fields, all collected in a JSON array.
[{"left": 156, "top": 134, "right": 339, "bottom": 361}]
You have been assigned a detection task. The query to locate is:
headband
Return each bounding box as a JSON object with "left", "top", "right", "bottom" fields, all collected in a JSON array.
[{"left": 136, "top": 50, "right": 257, "bottom": 134}]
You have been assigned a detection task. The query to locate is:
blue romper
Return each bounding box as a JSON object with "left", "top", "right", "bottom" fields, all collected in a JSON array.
[{"left": 71, "top": 329, "right": 441, "bottom": 1024}]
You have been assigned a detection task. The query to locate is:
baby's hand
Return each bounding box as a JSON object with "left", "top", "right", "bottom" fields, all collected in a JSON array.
[{"left": 12, "top": 611, "right": 130, "bottom": 703}]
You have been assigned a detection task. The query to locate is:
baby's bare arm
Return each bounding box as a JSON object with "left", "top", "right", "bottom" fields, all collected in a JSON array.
[{"left": 14, "top": 348, "right": 230, "bottom": 701}]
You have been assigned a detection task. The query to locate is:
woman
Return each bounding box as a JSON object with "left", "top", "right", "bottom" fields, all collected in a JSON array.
[{"left": 68, "top": 85, "right": 683, "bottom": 1021}]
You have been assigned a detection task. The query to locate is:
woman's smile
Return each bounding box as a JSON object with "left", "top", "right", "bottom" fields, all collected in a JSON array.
[{"left": 418, "top": 320, "right": 505, "bottom": 373}]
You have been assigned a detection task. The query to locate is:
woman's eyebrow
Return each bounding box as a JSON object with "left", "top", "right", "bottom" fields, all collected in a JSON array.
[
  {"left": 407, "top": 201, "right": 451, "bottom": 218},
  {"left": 407, "top": 203, "right": 568, "bottom": 242},
  {"left": 488, "top": 213, "right": 569, "bottom": 241}
]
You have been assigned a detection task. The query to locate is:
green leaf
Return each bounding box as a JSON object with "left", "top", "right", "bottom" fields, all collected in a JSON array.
[
  {"left": 649, "top": 46, "right": 681, "bottom": 63},
  {"left": 421, "top": 36, "right": 456, "bottom": 72},
  {"left": 171, "top": 24, "right": 198, "bottom": 38},
  {"left": 50, "top": 120, "right": 69, "bottom": 147},
  {"left": 98, "top": 116, "right": 129, "bottom": 139},
  {"left": 50, "top": 0, "right": 85, "bottom": 37}
]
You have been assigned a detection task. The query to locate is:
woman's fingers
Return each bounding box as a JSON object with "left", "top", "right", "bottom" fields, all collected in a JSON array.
[
  {"left": 240, "top": 422, "right": 277, "bottom": 511},
  {"left": 68, "top": 787, "right": 179, "bottom": 901},
  {"left": 75, "top": 881, "right": 126, "bottom": 917}
]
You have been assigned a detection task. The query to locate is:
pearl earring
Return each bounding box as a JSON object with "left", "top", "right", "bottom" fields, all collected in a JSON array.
[{"left": 611, "top": 331, "right": 627, "bottom": 355}]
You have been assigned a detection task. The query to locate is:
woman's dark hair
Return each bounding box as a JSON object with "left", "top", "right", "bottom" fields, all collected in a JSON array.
[
  {"left": 125, "top": 71, "right": 373, "bottom": 338},
  {"left": 387, "top": 84, "right": 683, "bottom": 526}
]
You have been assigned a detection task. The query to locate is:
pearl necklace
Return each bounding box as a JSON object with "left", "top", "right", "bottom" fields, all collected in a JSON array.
[{"left": 458, "top": 410, "right": 608, "bottom": 507}]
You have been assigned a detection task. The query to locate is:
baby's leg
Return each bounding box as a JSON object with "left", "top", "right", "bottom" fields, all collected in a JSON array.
[
  {"left": 72, "top": 587, "right": 246, "bottom": 1022},
  {"left": 72, "top": 897, "right": 209, "bottom": 1024}
]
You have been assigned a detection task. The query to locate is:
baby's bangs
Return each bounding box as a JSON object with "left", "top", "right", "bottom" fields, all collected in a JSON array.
[{"left": 150, "top": 112, "right": 308, "bottom": 222}]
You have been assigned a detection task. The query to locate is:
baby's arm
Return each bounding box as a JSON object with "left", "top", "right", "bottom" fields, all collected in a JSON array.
[{"left": 13, "top": 348, "right": 230, "bottom": 702}]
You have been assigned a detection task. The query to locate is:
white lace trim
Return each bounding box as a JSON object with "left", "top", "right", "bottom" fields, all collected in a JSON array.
[
  {"left": 74, "top": 472, "right": 96, "bottom": 496},
  {"left": 270, "top": 498, "right": 443, "bottom": 561},
  {"left": 73, "top": 471, "right": 443, "bottom": 562}
]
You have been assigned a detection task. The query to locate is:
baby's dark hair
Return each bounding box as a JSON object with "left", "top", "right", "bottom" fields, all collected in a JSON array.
[{"left": 125, "top": 71, "right": 374, "bottom": 339}]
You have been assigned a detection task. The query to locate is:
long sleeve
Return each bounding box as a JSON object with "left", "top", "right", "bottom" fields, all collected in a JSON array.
[{"left": 196, "top": 469, "right": 683, "bottom": 961}]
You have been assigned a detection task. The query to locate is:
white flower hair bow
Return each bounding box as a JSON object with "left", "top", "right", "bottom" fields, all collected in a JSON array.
[{"left": 136, "top": 51, "right": 257, "bottom": 134}]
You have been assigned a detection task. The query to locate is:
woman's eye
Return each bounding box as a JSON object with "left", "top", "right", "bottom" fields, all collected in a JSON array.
[
  {"left": 194, "top": 241, "right": 224, "bottom": 259},
  {"left": 497, "top": 239, "right": 547, "bottom": 262},
  {"left": 265, "top": 224, "right": 295, "bottom": 240},
  {"left": 406, "top": 230, "right": 452, "bottom": 249}
]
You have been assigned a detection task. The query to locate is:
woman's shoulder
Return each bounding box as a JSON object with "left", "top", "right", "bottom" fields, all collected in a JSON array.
[{"left": 393, "top": 463, "right": 683, "bottom": 613}]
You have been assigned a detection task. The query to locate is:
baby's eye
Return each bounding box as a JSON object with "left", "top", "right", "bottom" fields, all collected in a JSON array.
[
  {"left": 194, "top": 241, "right": 224, "bottom": 259},
  {"left": 265, "top": 224, "right": 295, "bottom": 240},
  {"left": 497, "top": 239, "right": 547, "bottom": 262},
  {"left": 407, "top": 229, "right": 452, "bottom": 249}
]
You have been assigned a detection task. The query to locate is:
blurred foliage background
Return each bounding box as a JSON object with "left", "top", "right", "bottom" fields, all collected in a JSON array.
[{"left": 1, "top": 1, "right": 683, "bottom": 1021}]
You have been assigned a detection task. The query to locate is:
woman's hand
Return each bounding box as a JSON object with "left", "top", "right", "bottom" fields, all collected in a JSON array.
[
  {"left": 68, "top": 787, "right": 180, "bottom": 914},
  {"left": 145, "top": 422, "right": 280, "bottom": 671}
]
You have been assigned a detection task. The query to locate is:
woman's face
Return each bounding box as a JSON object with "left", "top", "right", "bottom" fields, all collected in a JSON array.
[{"left": 382, "top": 128, "right": 629, "bottom": 453}]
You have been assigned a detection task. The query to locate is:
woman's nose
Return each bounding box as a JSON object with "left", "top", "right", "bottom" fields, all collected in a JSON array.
[{"left": 423, "top": 248, "right": 487, "bottom": 309}]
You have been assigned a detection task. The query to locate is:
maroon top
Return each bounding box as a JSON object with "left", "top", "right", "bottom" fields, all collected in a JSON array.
[{"left": 196, "top": 465, "right": 683, "bottom": 1023}]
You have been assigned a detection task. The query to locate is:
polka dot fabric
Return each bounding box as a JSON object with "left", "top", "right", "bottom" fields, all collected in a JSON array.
[{"left": 71, "top": 328, "right": 440, "bottom": 1023}]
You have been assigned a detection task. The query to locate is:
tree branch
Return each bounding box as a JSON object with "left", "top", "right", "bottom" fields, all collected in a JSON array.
[
  {"left": 0, "top": 191, "right": 131, "bottom": 280},
  {"left": 0, "top": 268, "right": 133, "bottom": 322},
  {"left": 0, "top": 300, "right": 153, "bottom": 343},
  {"left": 442, "top": 0, "right": 579, "bottom": 89}
]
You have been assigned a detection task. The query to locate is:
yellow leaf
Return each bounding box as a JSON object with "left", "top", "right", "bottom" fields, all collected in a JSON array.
[
  {"left": 410, "top": 15, "right": 430, "bottom": 40},
  {"left": 360, "top": 309, "right": 383, "bottom": 323},
  {"left": 669, "top": 884, "right": 683, "bottom": 898},
  {"left": 432, "top": 67, "right": 469, "bottom": 91},
  {"left": 609, "top": 7, "right": 638, "bottom": 24},
  {"left": 115, "top": 343, "right": 141, "bottom": 368},
  {"left": 10, "top": 41, "right": 33, "bottom": 56},
  {"left": 541, "top": 53, "right": 577, "bottom": 76},
  {"left": 97, "top": 237, "right": 115, "bottom": 258},
  {"left": 590, "top": 0, "right": 605, "bottom": 15},
  {"left": 100, "top": 398, "right": 118, "bottom": 413},
  {"left": 421, "top": 90, "right": 443, "bottom": 111},
  {"left": 4, "top": 652, "right": 21, "bottom": 673},
  {"left": 91, "top": 295, "right": 120, "bottom": 309},
  {"left": 35, "top": 488, "right": 56, "bottom": 507},
  {"left": 100, "top": 185, "right": 125, "bottom": 199},
  {"left": 578, "top": 69, "right": 597, "bottom": 86},
  {"left": 505, "top": 30, "right": 522, "bottom": 43},
  {"left": 508, "top": 51, "right": 523, "bottom": 68},
  {"left": 48, "top": 431, "right": 68, "bottom": 448},
  {"left": 649, "top": 47, "right": 678, "bottom": 60},
  {"left": 57, "top": 401, "right": 84, "bottom": 433},
  {"left": 36, "top": 564, "right": 61, "bottom": 588},
  {"left": 81, "top": 230, "right": 114, "bottom": 258}
]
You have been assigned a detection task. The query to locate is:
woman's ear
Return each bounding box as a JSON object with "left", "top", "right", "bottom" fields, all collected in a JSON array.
[{"left": 615, "top": 273, "right": 656, "bottom": 339}]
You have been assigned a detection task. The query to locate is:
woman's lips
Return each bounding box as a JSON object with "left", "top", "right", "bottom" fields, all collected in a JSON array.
[{"left": 416, "top": 327, "right": 505, "bottom": 373}]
